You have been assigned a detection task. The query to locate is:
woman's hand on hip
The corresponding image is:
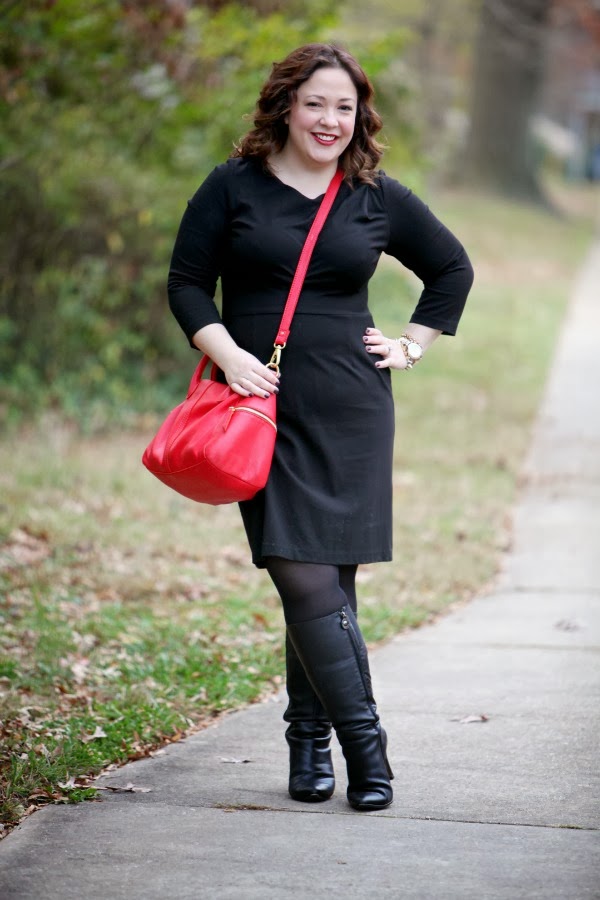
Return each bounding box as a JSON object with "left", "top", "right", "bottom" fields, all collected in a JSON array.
[{"left": 362, "top": 327, "right": 409, "bottom": 370}]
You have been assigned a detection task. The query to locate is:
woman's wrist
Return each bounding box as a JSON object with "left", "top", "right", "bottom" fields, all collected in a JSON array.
[
  {"left": 191, "top": 323, "right": 239, "bottom": 369},
  {"left": 403, "top": 323, "right": 441, "bottom": 352}
]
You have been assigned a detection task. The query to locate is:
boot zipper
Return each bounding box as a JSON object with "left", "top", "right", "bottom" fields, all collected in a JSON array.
[
  {"left": 341, "top": 606, "right": 377, "bottom": 716},
  {"left": 339, "top": 607, "right": 392, "bottom": 778}
]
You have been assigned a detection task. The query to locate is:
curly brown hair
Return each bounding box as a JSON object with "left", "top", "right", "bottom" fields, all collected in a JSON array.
[{"left": 232, "top": 43, "right": 385, "bottom": 185}]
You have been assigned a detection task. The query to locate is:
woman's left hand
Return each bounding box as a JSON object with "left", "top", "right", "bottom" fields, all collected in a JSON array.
[{"left": 362, "top": 327, "right": 409, "bottom": 370}]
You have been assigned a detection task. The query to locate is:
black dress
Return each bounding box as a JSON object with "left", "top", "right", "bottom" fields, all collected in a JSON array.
[{"left": 168, "top": 157, "right": 473, "bottom": 567}]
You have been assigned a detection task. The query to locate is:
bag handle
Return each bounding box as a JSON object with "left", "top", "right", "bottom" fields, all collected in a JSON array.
[
  {"left": 267, "top": 168, "right": 344, "bottom": 374},
  {"left": 187, "top": 354, "right": 211, "bottom": 396}
]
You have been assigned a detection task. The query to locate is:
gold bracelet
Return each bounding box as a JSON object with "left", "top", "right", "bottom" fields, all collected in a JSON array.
[{"left": 396, "top": 333, "right": 423, "bottom": 368}]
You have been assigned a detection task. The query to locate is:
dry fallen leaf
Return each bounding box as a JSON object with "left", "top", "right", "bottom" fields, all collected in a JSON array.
[
  {"left": 450, "top": 714, "right": 489, "bottom": 724},
  {"left": 58, "top": 776, "right": 77, "bottom": 791},
  {"left": 80, "top": 725, "right": 107, "bottom": 743},
  {"left": 554, "top": 618, "right": 583, "bottom": 632},
  {"left": 0, "top": 528, "right": 51, "bottom": 569},
  {"left": 70, "top": 658, "right": 91, "bottom": 684},
  {"left": 97, "top": 783, "right": 152, "bottom": 793}
]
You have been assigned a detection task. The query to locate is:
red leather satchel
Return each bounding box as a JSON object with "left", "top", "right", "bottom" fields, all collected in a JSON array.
[{"left": 142, "top": 169, "right": 344, "bottom": 505}]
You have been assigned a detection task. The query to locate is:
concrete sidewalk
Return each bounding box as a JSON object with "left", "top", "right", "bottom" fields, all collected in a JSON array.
[{"left": 1, "top": 245, "right": 599, "bottom": 899}]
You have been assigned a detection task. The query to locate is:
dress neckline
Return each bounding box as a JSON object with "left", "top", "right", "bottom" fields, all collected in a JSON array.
[
  {"left": 246, "top": 159, "right": 333, "bottom": 203},
  {"left": 251, "top": 159, "right": 329, "bottom": 201},
  {"left": 249, "top": 157, "right": 346, "bottom": 201},
  {"left": 270, "top": 171, "right": 326, "bottom": 201}
]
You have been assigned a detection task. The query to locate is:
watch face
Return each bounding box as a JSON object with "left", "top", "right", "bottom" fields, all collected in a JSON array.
[{"left": 407, "top": 341, "right": 423, "bottom": 360}]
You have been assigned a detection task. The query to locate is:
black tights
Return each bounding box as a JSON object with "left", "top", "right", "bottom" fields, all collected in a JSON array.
[{"left": 265, "top": 557, "right": 358, "bottom": 625}]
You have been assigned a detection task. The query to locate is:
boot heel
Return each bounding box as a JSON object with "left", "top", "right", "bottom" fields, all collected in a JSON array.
[{"left": 380, "top": 728, "right": 394, "bottom": 781}]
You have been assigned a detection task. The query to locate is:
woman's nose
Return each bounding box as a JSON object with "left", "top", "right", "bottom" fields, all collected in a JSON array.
[{"left": 319, "top": 108, "right": 338, "bottom": 128}]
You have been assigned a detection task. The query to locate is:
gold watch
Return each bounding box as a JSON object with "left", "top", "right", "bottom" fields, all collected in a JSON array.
[{"left": 397, "top": 333, "right": 423, "bottom": 369}]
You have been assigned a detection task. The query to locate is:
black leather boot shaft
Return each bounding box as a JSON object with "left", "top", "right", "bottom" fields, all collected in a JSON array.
[
  {"left": 287, "top": 606, "right": 393, "bottom": 811},
  {"left": 283, "top": 633, "right": 334, "bottom": 802}
]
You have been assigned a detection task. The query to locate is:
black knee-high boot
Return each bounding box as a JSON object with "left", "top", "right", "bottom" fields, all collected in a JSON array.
[
  {"left": 283, "top": 633, "right": 335, "bottom": 802},
  {"left": 287, "top": 605, "right": 393, "bottom": 811}
]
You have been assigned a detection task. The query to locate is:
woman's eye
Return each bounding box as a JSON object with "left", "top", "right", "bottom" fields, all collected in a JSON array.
[{"left": 340, "top": 105, "right": 354, "bottom": 113}]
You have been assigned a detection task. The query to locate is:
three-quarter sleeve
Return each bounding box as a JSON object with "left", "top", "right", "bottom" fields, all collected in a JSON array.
[
  {"left": 381, "top": 177, "right": 474, "bottom": 335},
  {"left": 168, "top": 165, "right": 229, "bottom": 346}
]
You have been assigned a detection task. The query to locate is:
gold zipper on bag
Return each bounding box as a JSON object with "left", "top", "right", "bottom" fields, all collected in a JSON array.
[{"left": 227, "top": 406, "right": 277, "bottom": 430}]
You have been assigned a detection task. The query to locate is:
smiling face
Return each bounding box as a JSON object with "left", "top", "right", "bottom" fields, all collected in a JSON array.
[{"left": 283, "top": 66, "right": 358, "bottom": 172}]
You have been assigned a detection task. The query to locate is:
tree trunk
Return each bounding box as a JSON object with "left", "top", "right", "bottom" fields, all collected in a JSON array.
[{"left": 464, "top": 0, "right": 552, "bottom": 201}]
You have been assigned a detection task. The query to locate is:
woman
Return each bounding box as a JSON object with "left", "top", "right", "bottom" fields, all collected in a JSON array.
[{"left": 168, "top": 43, "right": 474, "bottom": 811}]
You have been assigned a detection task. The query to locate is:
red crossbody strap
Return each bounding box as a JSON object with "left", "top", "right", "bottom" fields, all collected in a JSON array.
[{"left": 273, "top": 168, "right": 344, "bottom": 349}]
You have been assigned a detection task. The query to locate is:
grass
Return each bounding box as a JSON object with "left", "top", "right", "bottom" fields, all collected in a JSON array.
[{"left": 0, "top": 178, "right": 597, "bottom": 834}]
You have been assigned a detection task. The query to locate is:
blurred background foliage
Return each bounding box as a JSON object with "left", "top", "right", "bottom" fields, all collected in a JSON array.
[{"left": 1, "top": 0, "right": 598, "bottom": 429}]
